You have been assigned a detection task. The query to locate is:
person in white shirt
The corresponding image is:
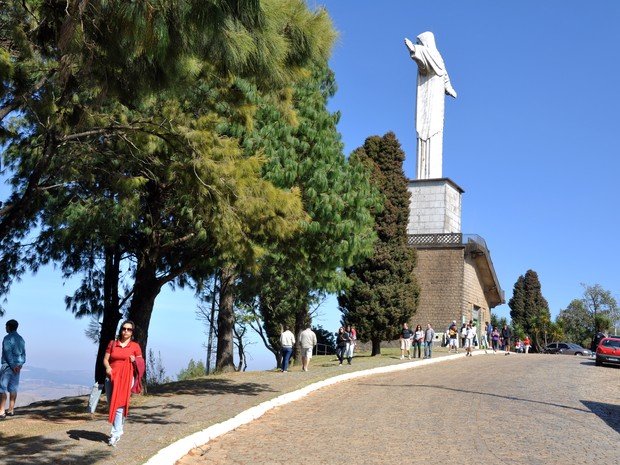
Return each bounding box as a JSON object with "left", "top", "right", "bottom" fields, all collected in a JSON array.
[
  {"left": 279, "top": 326, "right": 295, "bottom": 372},
  {"left": 413, "top": 325, "right": 424, "bottom": 359},
  {"left": 464, "top": 323, "right": 476, "bottom": 357},
  {"left": 298, "top": 326, "right": 317, "bottom": 372}
]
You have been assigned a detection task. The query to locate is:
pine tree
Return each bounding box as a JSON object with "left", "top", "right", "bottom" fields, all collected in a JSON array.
[
  {"left": 508, "top": 275, "right": 526, "bottom": 328},
  {"left": 338, "top": 133, "right": 419, "bottom": 355},
  {"left": 508, "top": 270, "right": 550, "bottom": 351},
  {"left": 1, "top": 1, "right": 337, "bottom": 374},
  {"left": 233, "top": 64, "right": 379, "bottom": 367}
]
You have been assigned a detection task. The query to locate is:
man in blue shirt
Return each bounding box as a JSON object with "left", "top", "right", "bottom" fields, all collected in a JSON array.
[{"left": 1, "top": 319, "right": 26, "bottom": 418}]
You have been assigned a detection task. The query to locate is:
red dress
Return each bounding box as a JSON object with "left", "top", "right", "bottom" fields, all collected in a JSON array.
[{"left": 106, "top": 340, "right": 142, "bottom": 424}]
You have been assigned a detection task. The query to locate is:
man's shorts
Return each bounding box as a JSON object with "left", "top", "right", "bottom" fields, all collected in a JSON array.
[
  {"left": 449, "top": 338, "right": 458, "bottom": 346},
  {"left": 464, "top": 338, "right": 474, "bottom": 348},
  {"left": 400, "top": 338, "right": 412, "bottom": 351},
  {"left": 301, "top": 347, "right": 313, "bottom": 359},
  {"left": 0, "top": 366, "right": 20, "bottom": 393}
]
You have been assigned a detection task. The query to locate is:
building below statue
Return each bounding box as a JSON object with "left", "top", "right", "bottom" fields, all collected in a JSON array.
[{"left": 407, "top": 178, "right": 504, "bottom": 338}]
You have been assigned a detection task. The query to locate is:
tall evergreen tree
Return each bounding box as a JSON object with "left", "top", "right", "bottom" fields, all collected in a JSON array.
[
  {"left": 338, "top": 132, "right": 419, "bottom": 356},
  {"left": 1, "top": 0, "right": 337, "bottom": 377},
  {"left": 508, "top": 275, "right": 526, "bottom": 328},
  {"left": 234, "top": 65, "right": 379, "bottom": 366},
  {"left": 508, "top": 269, "right": 550, "bottom": 351}
]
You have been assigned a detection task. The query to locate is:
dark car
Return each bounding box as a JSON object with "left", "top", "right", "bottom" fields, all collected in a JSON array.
[
  {"left": 543, "top": 342, "right": 592, "bottom": 356},
  {"left": 595, "top": 337, "right": 620, "bottom": 367}
]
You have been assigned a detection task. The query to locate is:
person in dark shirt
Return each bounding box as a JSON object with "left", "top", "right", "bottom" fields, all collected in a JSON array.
[
  {"left": 501, "top": 324, "right": 512, "bottom": 355},
  {"left": 400, "top": 323, "right": 413, "bottom": 360},
  {"left": 335, "top": 327, "right": 351, "bottom": 366}
]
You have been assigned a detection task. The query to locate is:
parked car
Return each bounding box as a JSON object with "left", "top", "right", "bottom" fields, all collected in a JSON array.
[
  {"left": 595, "top": 337, "right": 620, "bottom": 367},
  {"left": 542, "top": 342, "right": 592, "bottom": 356}
]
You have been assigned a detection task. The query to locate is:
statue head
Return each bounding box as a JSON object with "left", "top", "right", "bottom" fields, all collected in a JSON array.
[{"left": 416, "top": 31, "right": 437, "bottom": 50}]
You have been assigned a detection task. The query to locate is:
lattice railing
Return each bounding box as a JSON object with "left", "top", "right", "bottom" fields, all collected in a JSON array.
[{"left": 407, "top": 233, "right": 463, "bottom": 246}]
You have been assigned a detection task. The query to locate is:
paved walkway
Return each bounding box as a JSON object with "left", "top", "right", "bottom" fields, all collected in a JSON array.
[
  {"left": 178, "top": 355, "right": 619, "bottom": 465},
  {"left": 0, "top": 351, "right": 445, "bottom": 465},
  {"left": 1, "top": 353, "right": 617, "bottom": 465}
]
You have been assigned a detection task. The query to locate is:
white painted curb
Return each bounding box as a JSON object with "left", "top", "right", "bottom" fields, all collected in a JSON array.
[{"left": 143, "top": 351, "right": 486, "bottom": 465}]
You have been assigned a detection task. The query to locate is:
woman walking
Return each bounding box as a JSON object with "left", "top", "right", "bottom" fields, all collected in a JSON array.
[
  {"left": 103, "top": 321, "right": 144, "bottom": 447},
  {"left": 491, "top": 327, "right": 500, "bottom": 353},
  {"left": 336, "top": 327, "right": 351, "bottom": 366}
]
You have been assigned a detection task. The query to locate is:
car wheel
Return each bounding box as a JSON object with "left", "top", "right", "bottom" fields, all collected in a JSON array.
[
  {"left": 575, "top": 352, "right": 583, "bottom": 356},
  {"left": 595, "top": 358, "right": 602, "bottom": 366}
]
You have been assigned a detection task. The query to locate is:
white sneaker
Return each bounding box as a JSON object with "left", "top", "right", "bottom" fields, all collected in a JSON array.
[
  {"left": 108, "top": 436, "right": 120, "bottom": 447},
  {"left": 400, "top": 355, "right": 404, "bottom": 360}
]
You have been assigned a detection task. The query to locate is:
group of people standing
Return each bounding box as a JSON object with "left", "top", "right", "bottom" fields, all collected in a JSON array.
[
  {"left": 446, "top": 320, "right": 531, "bottom": 356},
  {"left": 446, "top": 320, "right": 478, "bottom": 356},
  {"left": 278, "top": 323, "right": 357, "bottom": 372},
  {"left": 399, "top": 323, "right": 436, "bottom": 359},
  {"left": 336, "top": 325, "right": 357, "bottom": 365},
  {"left": 279, "top": 324, "right": 319, "bottom": 372}
]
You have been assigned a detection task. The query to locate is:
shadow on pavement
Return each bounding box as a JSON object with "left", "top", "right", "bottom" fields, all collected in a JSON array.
[
  {"left": 0, "top": 433, "right": 111, "bottom": 465},
  {"left": 130, "top": 403, "right": 186, "bottom": 425},
  {"left": 67, "top": 429, "right": 109, "bottom": 444},
  {"left": 14, "top": 396, "right": 92, "bottom": 422},
  {"left": 361, "top": 382, "right": 592, "bottom": 414},
  {"left": 581, "top": 400, "right": 620, "bottom": 434},
  {"left": 148, "top": 378, "right": 276, "bottom": 397}
]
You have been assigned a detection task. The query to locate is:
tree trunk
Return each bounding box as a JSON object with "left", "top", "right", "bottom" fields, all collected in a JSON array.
[
  {"left": 371, "top": 337, "right": 382, "bottom": 356},
  {"left": 293, "top": 297, "right": 309, "bottom": 364},
  {"left": 94, "top": 245, "right": 123, "bottom": 384},
  {"left": 127, "top": 254, "right": 163, "bottom": 381},
  {"left": 216, "top": 266, "right": 236, "bottom": 373},
  {"left": 205, "top": 274, "right": 218, "bottom": 375}
]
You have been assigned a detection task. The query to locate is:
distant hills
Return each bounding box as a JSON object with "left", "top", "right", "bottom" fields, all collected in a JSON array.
[{"left": 15, "top": 366, "right": 92, "bottom": 407}]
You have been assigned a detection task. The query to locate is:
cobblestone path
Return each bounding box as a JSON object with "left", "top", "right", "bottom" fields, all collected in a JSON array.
[{"left": 178, "top": 355, "right": 619, "bottom": 465}]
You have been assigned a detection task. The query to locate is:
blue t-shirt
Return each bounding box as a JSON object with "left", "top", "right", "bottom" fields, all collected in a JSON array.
[{"left": 1, "top": 331, "right": 26, "bottom": 369}]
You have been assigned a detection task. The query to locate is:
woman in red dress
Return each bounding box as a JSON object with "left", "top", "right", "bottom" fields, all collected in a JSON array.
[{"left": 103, "top": 320, "right": 143, "bottom": 447}]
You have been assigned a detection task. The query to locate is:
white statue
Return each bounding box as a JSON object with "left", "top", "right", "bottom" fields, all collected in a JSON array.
[{"left": 404, "top": 32, "right": 457, "bottom": 179}]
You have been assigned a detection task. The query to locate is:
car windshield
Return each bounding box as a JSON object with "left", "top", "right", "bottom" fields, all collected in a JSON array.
[
  {"left": 602, "top": 339, "right": 620, "bottom": 348},
  {"left": 567, "top": 343, "right": 582, "bottom": 349}
]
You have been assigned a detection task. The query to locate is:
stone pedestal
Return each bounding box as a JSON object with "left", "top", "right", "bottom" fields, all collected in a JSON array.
[{"left": 406, "top": 178, "right": 463, "bottom": 235}]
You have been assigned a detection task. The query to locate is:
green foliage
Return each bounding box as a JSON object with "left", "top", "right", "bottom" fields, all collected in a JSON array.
[
  {"left": 146, "top": 349, "right": 171, "bottom": 387},
  {"left": 490, "top": 314, "right": 507, "bottom": 331},
  {"left": 557, "top": 299, "right": 592, "bottom": 347},
  {"left": 594, "top": 314, "right": 612, "bottom": 333},
  {"left": 508, "top": 270, "right": 550, "bottom": 351},
  {"left": 338, "top": 132, "right": 419, "bottom": 355},
  {"left": 177, "top": 358, "right": 207, "bottom": 381},
  {"left": 581, "top": 283, "right": 619, "bottom": 332},
  {"left": 235, "top": 64, "right": 380, "bottom": 359},
  {"left": 313, "top": 324, "right": 336, "bottom": 350},
  {"left": 0, "top": 0, "right": 338, "bottom": 361},
  {"left": 557, "top": 284, "right": 618, "bottom": 345}
]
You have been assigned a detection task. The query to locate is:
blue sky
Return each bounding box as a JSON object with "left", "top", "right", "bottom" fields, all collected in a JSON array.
[{"left": 2, "top": 1, "right": 620, "bottom": 377}]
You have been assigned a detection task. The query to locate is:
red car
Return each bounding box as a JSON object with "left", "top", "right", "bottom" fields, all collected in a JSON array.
[{"left": 595, "top": 337, "right": 620, "bottom": 367}]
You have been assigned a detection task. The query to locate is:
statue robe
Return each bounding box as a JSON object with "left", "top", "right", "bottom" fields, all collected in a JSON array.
[{"left": 407, "top": 32, "right": 455, "bottom": 179}]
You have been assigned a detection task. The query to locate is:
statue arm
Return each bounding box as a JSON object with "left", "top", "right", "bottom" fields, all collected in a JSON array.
[
  {"left": 404, "top": 37, "right": 416, "bottom": 54},
  {"left": 444, "top": 74, "right": 457, "bottom": 98},
  {"left": 404, "top": 38, "right": 428, "bottom": 73}
]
